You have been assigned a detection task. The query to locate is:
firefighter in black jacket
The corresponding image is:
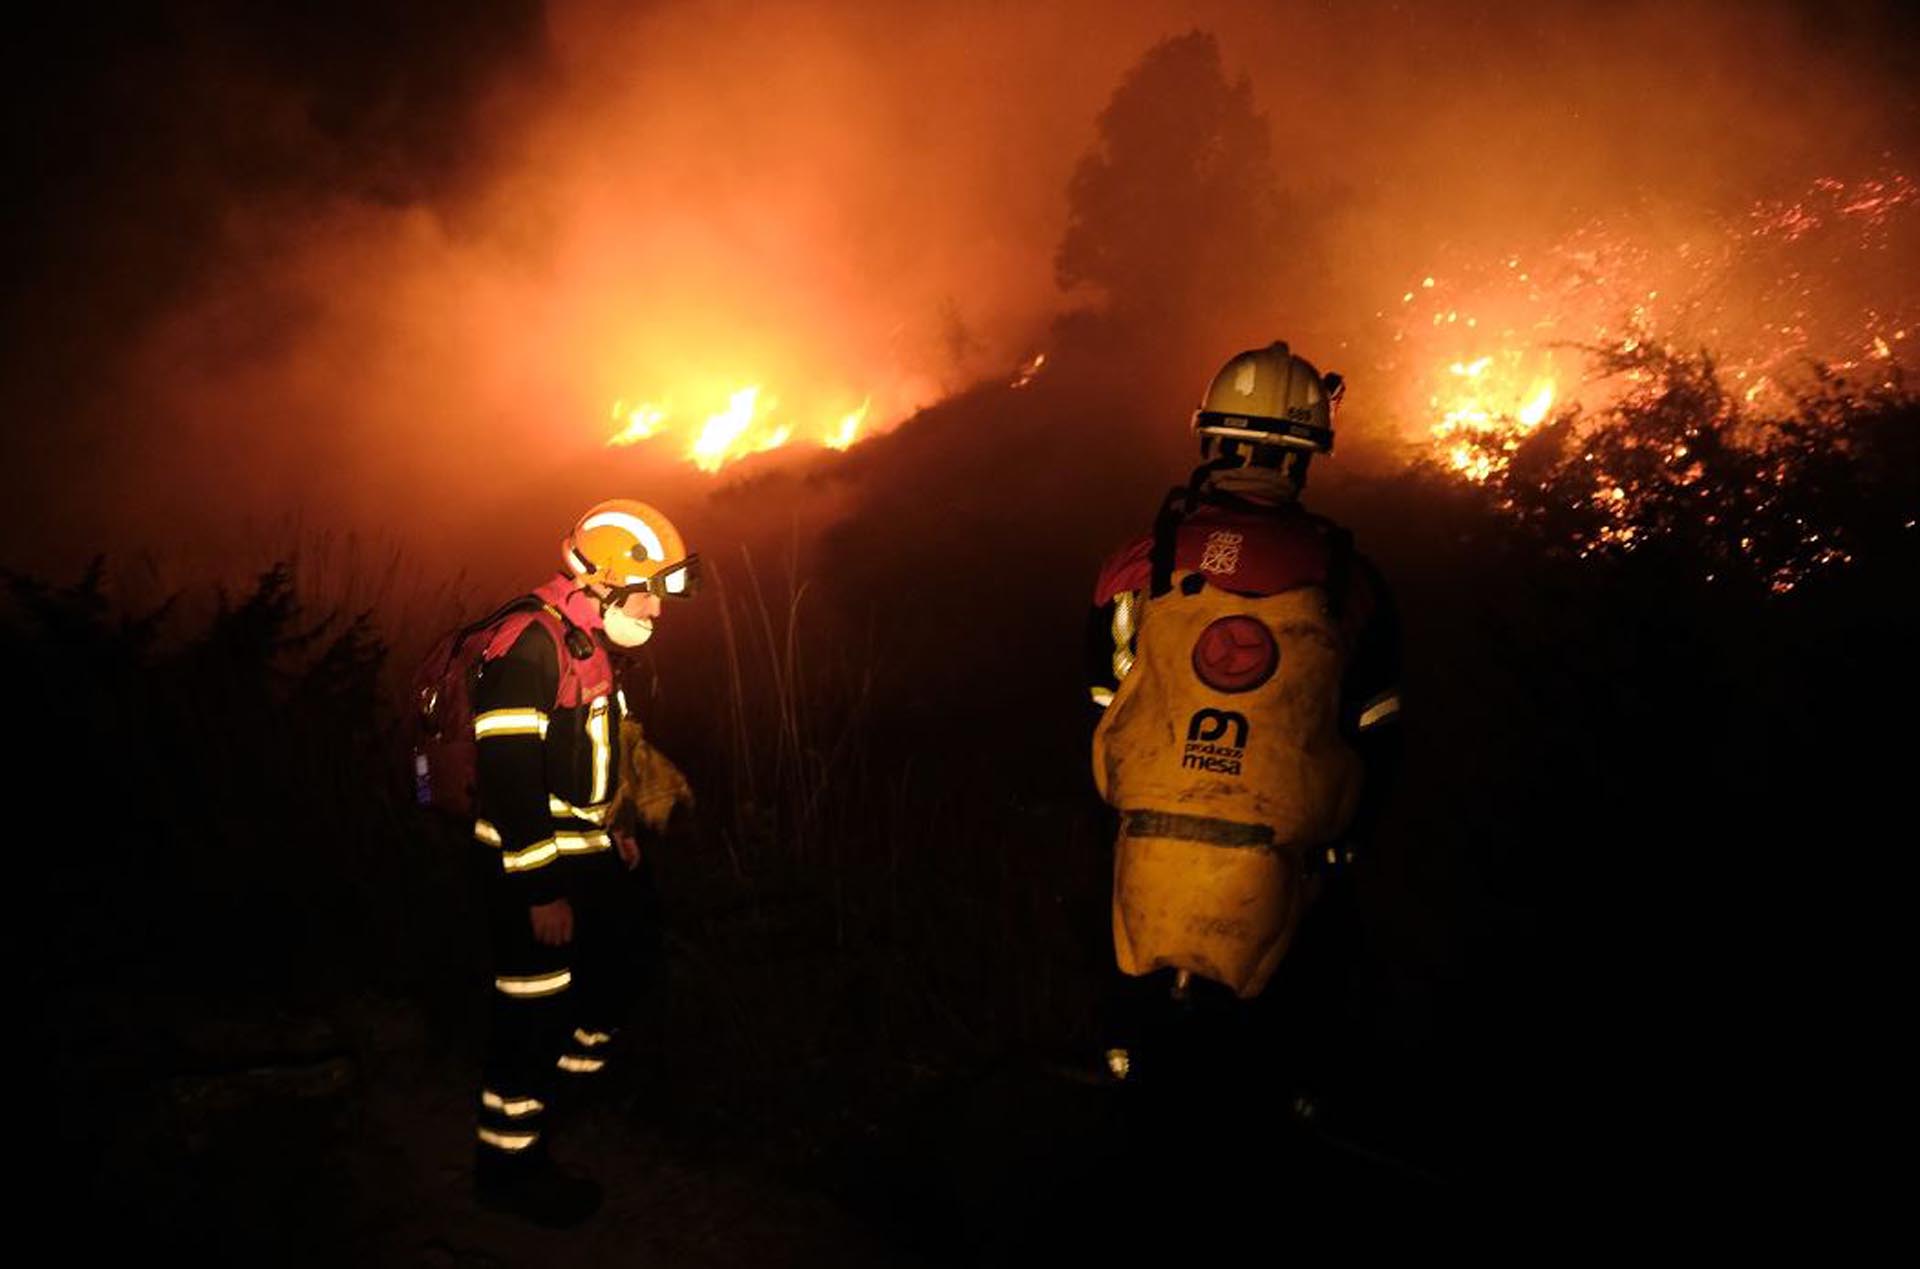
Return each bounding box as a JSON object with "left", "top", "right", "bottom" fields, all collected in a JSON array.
[
  {"left": 1087, "top": 343, "right": 1402, "bottom": 1127},
  {"left": 469, "top": 499, "right": 696, "bottom": 1226}
]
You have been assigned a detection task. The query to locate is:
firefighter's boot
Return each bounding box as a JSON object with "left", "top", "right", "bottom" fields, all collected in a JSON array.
[{"left": 474, "top": 1144, "right": 603, "bottom": 1228}]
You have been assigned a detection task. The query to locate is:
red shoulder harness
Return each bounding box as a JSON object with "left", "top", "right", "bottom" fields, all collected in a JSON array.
[
  {"left": 480, "top": 586, "right": 614, "bottom": 709},
  {"left": 1096, "top": 503, "right": 1338, "bottom": 602}
]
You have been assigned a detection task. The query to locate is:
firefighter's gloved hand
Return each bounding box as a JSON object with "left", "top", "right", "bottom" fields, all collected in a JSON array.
[
  {"left": 612, "top": 718, "right": 695, "bottom": 835},
  {"left": 633, "top": 746, "right": 693, "bottom": 834},
  {"left": 530, "top": 898, "right": 574, "bottom": 946}
]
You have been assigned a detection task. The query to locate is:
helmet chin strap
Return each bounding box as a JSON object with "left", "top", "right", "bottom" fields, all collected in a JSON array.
[
  {"left": 1206, "top": 460, "right": 1303, "bottom": 505},
  {"left": 576, "top": 573, "right": 659, "bottom": 648},
  {"left": 1190, "top": 449, "right": 1240, "bottom": 484},
  {"left": 548, "top": 572, "right": 626, "bottom": 640}
]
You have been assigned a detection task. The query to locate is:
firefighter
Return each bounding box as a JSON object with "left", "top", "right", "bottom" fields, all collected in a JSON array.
[
  {"left": 469, "top": 499, "right": 697, "bottom": 1226},
  {"left": 1086, "top": 342, "right": 1402, "bottom": 1130}
]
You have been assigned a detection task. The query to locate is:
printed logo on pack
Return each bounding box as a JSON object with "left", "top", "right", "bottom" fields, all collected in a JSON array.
[
  {"left": 1183, "top": 708, "right": 1249, "bottom": 775},
  {"left": 1191, "top": 614, "right": 1278, "bottom": 693},
  {"left": 1198, "top": 530, "right": 1243, "bottom": 575}
]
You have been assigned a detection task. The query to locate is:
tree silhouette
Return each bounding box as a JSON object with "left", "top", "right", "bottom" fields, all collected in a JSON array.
[{"left": 1055, "top": 31, "right": 1292, "bottom": 338}]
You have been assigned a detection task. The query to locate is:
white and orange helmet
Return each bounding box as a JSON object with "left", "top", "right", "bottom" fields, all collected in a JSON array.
[{"left": 561, "top": 499, "right": 699, "bottom": 599}]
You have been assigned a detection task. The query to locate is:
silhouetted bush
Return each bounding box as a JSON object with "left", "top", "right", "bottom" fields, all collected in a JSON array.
[{"left": 7, "top": 560, "right": 428, "bottom": 1001}]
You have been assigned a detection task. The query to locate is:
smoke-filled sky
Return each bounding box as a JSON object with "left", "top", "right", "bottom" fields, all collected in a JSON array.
[{"left": 3, "top": 0, "right": 1914, "bottom": 587}]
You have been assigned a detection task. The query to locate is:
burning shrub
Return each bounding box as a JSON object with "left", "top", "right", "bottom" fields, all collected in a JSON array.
[{"left": 1424, "top": 336, "right": 1918, "bottom": 594}]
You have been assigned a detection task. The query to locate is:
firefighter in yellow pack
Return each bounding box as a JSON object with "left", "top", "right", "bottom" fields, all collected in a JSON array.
[{"left": 1087, "top": 342, "right": 1402, "bottom": 1113}]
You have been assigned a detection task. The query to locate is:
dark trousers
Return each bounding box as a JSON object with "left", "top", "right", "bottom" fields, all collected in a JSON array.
[{"left": 475, "top": 851, "right": 657, "bottom": 1157}]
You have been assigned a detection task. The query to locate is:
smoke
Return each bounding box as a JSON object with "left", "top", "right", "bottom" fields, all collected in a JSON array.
[{"left": 2, "top": 0, "right": 1912, "bottom": 588}]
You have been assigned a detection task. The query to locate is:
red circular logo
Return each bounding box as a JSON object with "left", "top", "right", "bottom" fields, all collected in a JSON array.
[{"left": 1191, "top": 615, "right": 1278, "bottom": 693}]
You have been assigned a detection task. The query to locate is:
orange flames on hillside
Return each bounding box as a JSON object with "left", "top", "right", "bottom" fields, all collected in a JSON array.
[
  {"left": 608, "top": 387, "right": 872, "bottom": 472},
  {"left": 607, "top": 351, "right": 1050, "bottom": 472},
  {"left": 1379, "top": 171, "right": 1916, "bottom": 592}
]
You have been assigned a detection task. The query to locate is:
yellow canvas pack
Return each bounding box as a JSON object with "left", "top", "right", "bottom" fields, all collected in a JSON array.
[{"left": 1093, "top": 572, "right": 1360, "bottom": 997}]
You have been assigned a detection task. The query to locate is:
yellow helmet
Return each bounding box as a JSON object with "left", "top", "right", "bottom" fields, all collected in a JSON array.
[
  {"left": 1193, "top": 341, "right": 1344, "bottom": 454},
  {"left": 560, "top": 499, "right": 698, "bottom": 598}
]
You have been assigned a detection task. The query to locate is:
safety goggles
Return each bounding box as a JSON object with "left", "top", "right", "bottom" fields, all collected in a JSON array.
[{"left": 607, "top": 553, "right": 701, "bottom": 602}]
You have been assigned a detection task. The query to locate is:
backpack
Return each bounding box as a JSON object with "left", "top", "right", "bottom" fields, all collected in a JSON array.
[
  {"left": 1095, "top": 486, "right": 1363, "bottom": 997},
  {"left": 408, "top": 595, "right": 593, "bottom": 821}
]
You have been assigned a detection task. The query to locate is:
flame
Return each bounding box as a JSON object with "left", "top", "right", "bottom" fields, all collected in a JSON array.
[
  {"left": 824, "top": 399, "right": 869, "bottom": 451},
  {"left": 1518, "top": 381, "right": 1557, "bottom": 428},
  {"left": 689, "top": 386, "right": 770, "bottom": 473},
  {"left": 608, "top": 399, "right": 668, "bottom": 447},
  {"left": 1011, "top": 352, "right": 1047, "bottom": 389},
  {"left": 1424, "top": 349, "right": 1562, "bottom": 482},
  {"left": 608, "top": 382, "right": 887, "bottom": 471}
]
